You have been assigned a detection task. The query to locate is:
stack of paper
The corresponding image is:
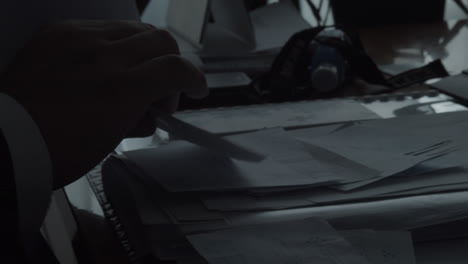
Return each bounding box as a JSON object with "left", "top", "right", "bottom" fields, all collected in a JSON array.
[
  {"left": 186, "top": 219, "right": 416, "bottom": 264},
  {"left": 103, "top": 110, "right": 468, "bottom": 262},
  {"left": 102, "top": 168, "right": 419, "bottom": 264},
  {"left": 122, "top": 112, "right": 468, "bottom": 213},
  {"left": 124, "top": 128, "right": 377, "bottom": 193}
]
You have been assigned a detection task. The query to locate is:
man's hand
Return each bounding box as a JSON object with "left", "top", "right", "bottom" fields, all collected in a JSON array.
[{"left": 3, "top": 20, "right": 208, "bottom": 188}]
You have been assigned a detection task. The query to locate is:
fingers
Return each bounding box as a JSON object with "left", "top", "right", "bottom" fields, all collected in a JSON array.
[
  {"left": 152, "top": 93, "right": 181, "bottom": 114},
  {"left": 104, "top": 29, "right": 180, "bottom": 67},
  {"left": 127, "top": 112, "right": 156, "bottom": 138},
  {"left": 127, "top": 94, "right": 181, "bottom": 138},
  {"left": 40, "top": 21, "right": 184, "bottom": 72},
  {"left": 25, "top": 20, "right": 159, "bottom": 66},
  {"left": 127, "top": 54, "right": 208, "bottom": 102}
]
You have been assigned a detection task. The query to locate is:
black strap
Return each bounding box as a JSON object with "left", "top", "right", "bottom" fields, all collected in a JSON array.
[
  {"left": 261, "top": 27, "right": 326, "bottom": 99},
  {"left": 259, "top": 26, "right": 388, "bottom": 100},
  {"left": 259, "top": 26, "right": 450, "bottom": 100},
  {"left": 387, "top": 59, "right": 449, "bottom": 89}
]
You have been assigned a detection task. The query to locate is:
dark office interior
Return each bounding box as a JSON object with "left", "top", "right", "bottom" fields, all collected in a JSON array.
[{"left": 3, "top": 0, "right": 468, "bottom": 263}]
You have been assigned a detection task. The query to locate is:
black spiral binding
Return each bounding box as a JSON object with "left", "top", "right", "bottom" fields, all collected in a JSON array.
[{"left": 86, "top": 165, "right": 141, "bottom": 264}]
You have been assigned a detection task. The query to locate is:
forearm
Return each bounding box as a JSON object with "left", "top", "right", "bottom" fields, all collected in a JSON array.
[{"left": 0, "top": 93, "right": 53, "bottom": 243}]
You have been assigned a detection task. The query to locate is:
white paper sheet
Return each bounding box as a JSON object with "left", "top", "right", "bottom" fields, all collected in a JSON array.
[
  {"left": 187, "top": 219, "right": 370, "bottom": 264},
  {"left": 153, "top": 110, "right": 265, "bottom": 162},
  {"left": 379, "top": 182, "right": 468, "bottom": 197},
  {"left": 223, "top": 191, "right": 468, "bottom": 232},
  {"left": 341, "top": 230, "right": 417, "bottom": 264},
  {"left": 251, "top": 1, "right": 311, "bottom": 51},
  {"left": 123, "top": 129, "right": 375, "bottom": 192},
  {"left": 202, "top": 192, "right": 315, "bottom": 211},
  {"left": 228, "top": 129, "right": 378, "bottom": 184},
  {"left": 175, "top": 99, "right": 379, "bottom": 134},
  {"left": 124, "top": 142, "right": 325, "bottom": 192},
  {"left": 202, "top": 166, "right": 468, "bottom": 211},
  {"left": 297, "top": 112, "right": 468, "bottom": 190}
]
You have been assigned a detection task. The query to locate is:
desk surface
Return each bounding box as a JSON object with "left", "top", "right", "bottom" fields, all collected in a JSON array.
[
  {"left": 64, "top": 19, "right": 468, "bottom": 264},
  {"left": 65, "top": 94, "right": 468, "bottom": 264},
  {"left": 65, "top": 162, "right": 468, "bottom": 264}
]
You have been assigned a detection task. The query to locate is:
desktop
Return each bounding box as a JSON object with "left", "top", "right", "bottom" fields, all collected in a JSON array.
[{"left": 51, "top": 0, "right": 466, "bottom": 263}]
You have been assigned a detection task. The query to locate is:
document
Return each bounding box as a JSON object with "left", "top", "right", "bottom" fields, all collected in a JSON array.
[
  {"left": 380, "top": 182, "right": 468, "bottom": 197},
  {"left": 228, "top": 129, "right": 378, "bottom": 185},
  {"left": 432, "top": 74, "right": 468, "bottom": 102},
  {"left": 152, "top": 109, "right": 265, "bottom": 162},
  {"left": 251, "top": 1, "right": 311, "bottom": 51},
  {"left": 222, "top": 191, "right": 468, "bottom": 232},
  {"left": 330, "top": 147, "right": 458, "bottom": 191},
  {"left": 123, "top": 129, "right": 375, "bottom": 192},
  {"left": 202, "top": 192, "right": 315, "bottom": 211},
  {"left": 126, "top": 172, "right": 172, "bottom": 226},
  {"left": 175, "top": 99, "right": 379, "bottom": 134},
  {"left": 160, "top": 196, "right": 226, "bottom": 223},
  {"left": 124, "top": 142, "right": 329, "bottom": 192},
  {"left": 297, "top": 112, "right": 468, "bottom": 190},
  {"left": 187, "top": 219, "right": 370, "bottom": 264},
  {"left": 341, "top": 230, "right": 416, "bottom": 264},
  {"left": 202, "top": 166, "right": 468, "bottom": 212}
]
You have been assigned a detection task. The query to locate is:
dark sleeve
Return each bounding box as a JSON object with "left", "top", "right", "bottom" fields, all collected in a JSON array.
[
  {"left": 0, "top": 129, "right": 24, "bottom": 261},
  {"left": 0, "top": 129, "right": 16, "bottom": 231},
  {"left": 1, "top": 128, "right": 58, "bottom": 264}
]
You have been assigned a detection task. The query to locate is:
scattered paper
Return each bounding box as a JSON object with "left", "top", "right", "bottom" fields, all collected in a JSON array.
[
  {"left": 124, "top": 141, "right": 327, "bottom": 192},
  {"left": 228, "top": 129, "right": 378, "bottom": 184},
  {"left": 187, "top": 219, "right": 370, "bottom": 264},
  {"left": 202, "top": 166, "right": 468, "bottom": 212},
  {"left": 203, "top": 192, "right": 315, "bottom": 211},
  {"left": 175, "top": 99, "right": 379, "bottom": 134},
  {"left": 341, "top": 230, "right": 417, "bottom": 264},
  {"left": 123, "top": 129, "right": 376, "bottom": 192},
  {"left": 251, "top": 1, "right": 311, "bottom": 52},
  {"left": 432, "top": 74, "right": 468, "bottom": 102},
  {"left": 297, "top": 112, "right": 468, "bottom": 190},
  {"left": 153, "top": 110, "right": 265, "bottom": 162}
]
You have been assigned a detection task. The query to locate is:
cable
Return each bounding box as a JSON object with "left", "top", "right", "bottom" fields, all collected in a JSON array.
[
  {"left": 454, "top": 0, "right": 468, "bottom": 16},
  {"left": 305, "top": 0, "right": 323, "bottom": 25},
  {"left": 318, "top": 0, "right": 324, "bottom": 12},
  {"left": 323, "top": 1, "right": 332, "bottom": 26}
]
